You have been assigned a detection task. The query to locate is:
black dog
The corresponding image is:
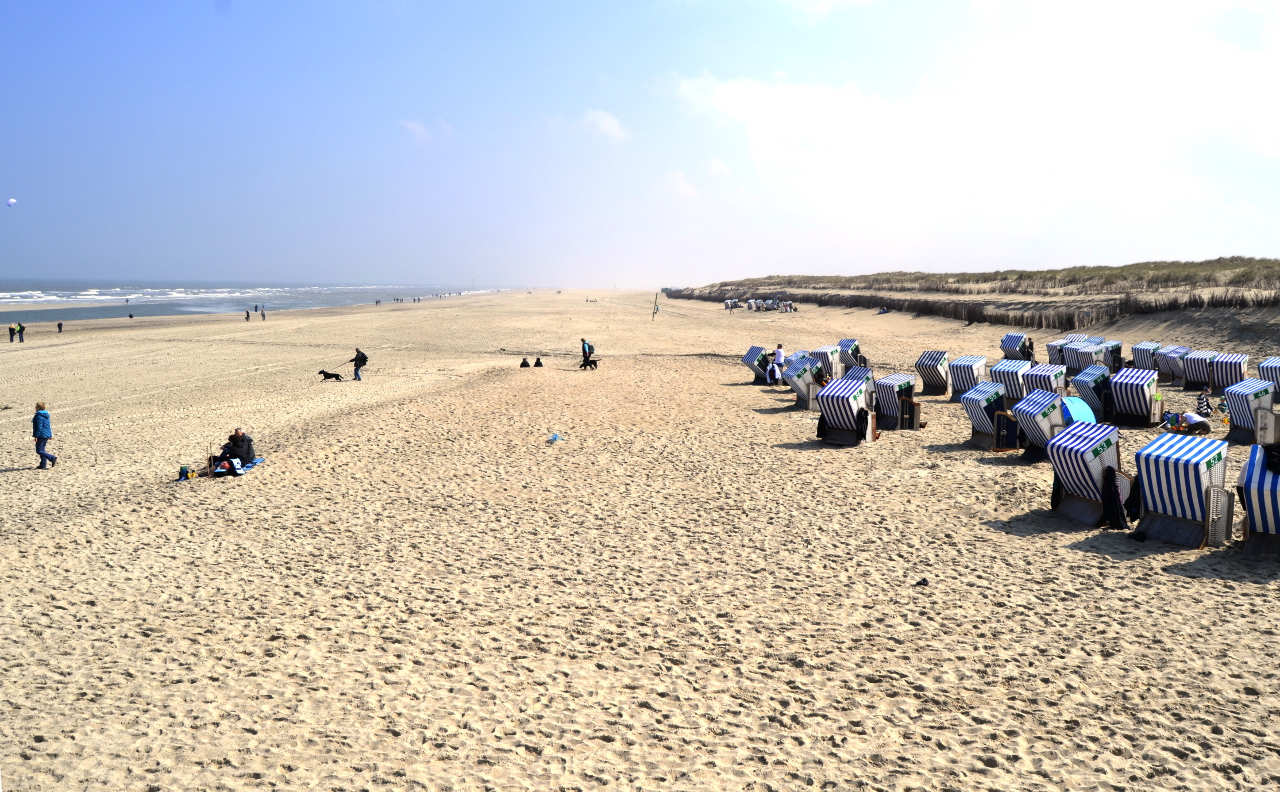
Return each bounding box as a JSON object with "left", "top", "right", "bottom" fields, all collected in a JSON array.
[
  {"left": 579, "top": 358, "right": 598, "bottom": 370},
  {"left": 318, "top": 369, "right": 344, "bottom": 381}
]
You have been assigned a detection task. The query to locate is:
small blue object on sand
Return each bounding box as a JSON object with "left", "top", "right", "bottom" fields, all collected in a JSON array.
[
  {"left": 240, "top": 456, "right": 266, "bottom": 471},
  {"left": 547, "top": 433, "right": 560, "bottom": 445}
]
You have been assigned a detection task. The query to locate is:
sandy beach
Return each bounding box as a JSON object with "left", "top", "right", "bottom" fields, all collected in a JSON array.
[{"left": 3, "top": 290, "right": 1279, "bottom": 790}]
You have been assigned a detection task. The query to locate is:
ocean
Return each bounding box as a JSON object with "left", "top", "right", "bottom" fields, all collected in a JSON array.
[{"left": 0, "top": 280, "right": 459, "bottom": 324}]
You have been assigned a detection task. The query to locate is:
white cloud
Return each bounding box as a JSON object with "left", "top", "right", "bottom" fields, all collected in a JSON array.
[
  {"left": 399, "top": 120, "right": 431, "bottom": 142},
  {"left": 708, "top": 158, "right": 731, "bottom": 177},
  {"left": 583, "top": 109, "right": 628, "bottom": 142},
  {"left": 676, "top": 1, "right": 1280, "bottom": 267},
  {"left": 665, "top": 170, "right": 697, "bottom": 198}
]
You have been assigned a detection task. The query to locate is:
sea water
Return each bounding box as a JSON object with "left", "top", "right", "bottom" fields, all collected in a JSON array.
[{"left": 0, "top": 280, "right": 468, "bottom": 324}]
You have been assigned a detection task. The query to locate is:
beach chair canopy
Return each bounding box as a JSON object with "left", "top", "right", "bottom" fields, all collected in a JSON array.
[
  {"left": 1012, "top": 388, "right": 1065, "bottom": 447},
  {"left": 1131, "top": 342, "right": 1161, "bottom": 371},
  {"left": 1000, "top": 333, "right": 1031, "bottom": 359},
  {"left": 1022, "top": 363, "right": 1067, "bottom": 394},
  {"left": 1155, "top": 345, "right": 1190, "bottom": 376},
  {"left": 1224, "top": 378, "right": 1275, "bottom": 430},
  {"left": 1238, "top": 444, "right": 1280, "bottom": 535},
  {"left": 837, "top": 338, "right": 862, "bottom": 367},
  {"left": 783, "top": 355, "right": 816, "bottom": 380},
  {"left": 1045, "top": 339, "right": 1069, "bottom": 365},
  {"left": 1063, "top": 334, "right": 1088, "bottom": 343},
  {"left": 914, "top": 350, "right": 949, "bottom": 390},
  {"left": 1135, "top": 433, "right": 1228, "bottom": 523},
  {"left": 1183, "top": 350, "right": 1219, "bottom": 385},
  {"left": 874, "top": 373, "right": 915, "bottom": 419},
  {"left": 1072, "top": 364, "right": 1110, "bottom": 414},
  {"left": 1259, "top": 357, "right": 1280, "bottom": 388},
  {"left": 1212, "top": 353, "right": 1248, "bottom": 390},
  {"left": 1063, "top": 342, "right": 1104, "bottom": 371},
  {"left": 948, "top": 355, "right": 987, "bottom": 395},
  {"left": 742, "top": 345, "right": 768, "bottom": 376},
  {"left": 991, "top": 359, "right": 1032, "bottom": 400},
  {"left": 1099, "top": 340, "right": 1124, "bottom": 370},
  {"left": 1047, "top": 421, "right": 1120, "bottom": 501},
  {"left": 816, "top": 375, "right": 872, "bottom": 430},
  {"left": 1110, "top": 367, "right": 1159, "bottom": 417},
  {"left": 842, "top": 365, "right": 874, "bottom": 384},
  {"left": 961, "top": 381, "right": 1005, "bottom": 435},
  {"left": 1085, "top": 336, "right": 1105, "bottom": 344},
  {"left": 813, "top": 345, "right": 842, "bottom": 378}
]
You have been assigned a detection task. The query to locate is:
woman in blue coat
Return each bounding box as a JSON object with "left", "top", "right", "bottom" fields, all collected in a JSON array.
[{"left": 32, "top": 402, "right": 56, "bottom": 469}]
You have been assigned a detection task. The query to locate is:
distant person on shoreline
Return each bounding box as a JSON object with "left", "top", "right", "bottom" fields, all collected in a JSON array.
[
  {"left": 57, "top": 321, "right": 63, "bottom": 333},
  {"left": 349, "top": 348, "right": 368, "bottom": 381},
  {"left": 245, "top": 310, "right": 251, "bottom": 322},
  {"left": 33, "top": 402, "right": 56, "bottom": 469},
  {"left": 17, "top": 322, "right": 25, "bottom": 342},
  {"left": 260, "top": 310, "right": 266, "bottom": 321},
  {"left": 520, "top": 357, "right": 531, "bottom": 367},
  {"left": 7, "top": 323, "right": 14, "bottom": 343},
  {"left": 580, "top": 338, "right": 594, "bottom": 367},
  {"left": 534, "top": 357, "right": 543, "bottom": 367}
]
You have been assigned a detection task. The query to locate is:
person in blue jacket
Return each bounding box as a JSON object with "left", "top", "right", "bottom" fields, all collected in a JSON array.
[
  {"left": 32, "top": 402, "right": 56, "bottom": 469},
  {"left": 580, "top": 338, "right": 594, "bottom": 366}
]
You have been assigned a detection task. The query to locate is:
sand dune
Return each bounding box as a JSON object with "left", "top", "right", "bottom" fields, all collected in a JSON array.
[{"left": 2, "top": 292, "right": 1278, "bottom": 790}]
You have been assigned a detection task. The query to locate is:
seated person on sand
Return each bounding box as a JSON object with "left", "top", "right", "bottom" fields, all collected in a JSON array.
[
  {"left": 520, "top": 357, "right": 531, "bottom": 368},
  {"left": 216, "top": 428, "right": 256, "bottom": 466},
  {"left": 533, "top": 357, "right": 543, "bottom": 367}
]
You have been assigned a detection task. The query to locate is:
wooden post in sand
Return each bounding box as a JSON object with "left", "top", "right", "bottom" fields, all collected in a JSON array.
[{"left": 651, "top": 292, "right": 659, "bottom": 321}]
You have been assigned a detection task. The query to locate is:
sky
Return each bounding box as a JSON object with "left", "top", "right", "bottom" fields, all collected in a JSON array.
[{"left": 2, "top": 0, "right": 1280, "bottom": 288}]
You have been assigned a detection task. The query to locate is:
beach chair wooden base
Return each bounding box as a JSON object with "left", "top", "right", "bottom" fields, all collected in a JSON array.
[
  {"left": 968, "top": 429, "right": 995, "bottom": 450},
  {"left": 1056, "top": 495, "right": 1104, "bottom": 527},
  {"left": 1226, "top": 425, "right": 1257, "bottom": 445},
  {"left": 919, "top": 382, "right": 947, "bottom": 397},
  {"left": 1239, "top": 532, "right": 1280, "bottom": 558},
  {"left": 821, "top": 425, "right": 872, "bottom": 446},
  {"left": 1138, "top": 487, "right": 1234, "bottom": 548},
  {"left": 1184, "top": 379, "right": 1211, "bottom": 391},
  {"left": 992, "top": 411, "right": 1022, "bottom": 451}
]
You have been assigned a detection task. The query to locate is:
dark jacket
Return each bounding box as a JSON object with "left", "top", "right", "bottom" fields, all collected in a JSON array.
[
  {"left": 222, "top": 433, "right": 255, "bottom": 462},
  {"left": 350, "top": 351, "right": 369, "bottom": 367},
  {"left": 32, "top": 410, "right": 52, "bottom": 439}
]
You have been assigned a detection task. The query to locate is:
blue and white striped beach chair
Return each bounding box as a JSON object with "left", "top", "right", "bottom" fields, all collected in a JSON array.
[
  {"left": 1131, "top": 341, "right": 1161, "bottom": 371},
  {"left": 1000, "top": 333, "right": 1033, "bottom": 361},
  {"left": 815, "top": 374, "right": 875, "bottom": 445},
  {"left": 1155, "top": 345, "right": 1190, "bottom": 385},
  {"left": 1062, "top": 342, "right": 1104, "bottom": 374},
  {"left": 1072, "top": 364, "right": 1110, "bottom": 416},
  {"left": 1085, "top": 336, "right": 1105, "bottom": 344},
  {"left": 1259, "top": 357, "right": 1280, "bottom": 390},
  {"left": 813, "top": 345, "right": 844, "bottom": 380},
  {"left": 1135, "top": 433, "right": 1232, "bottom": 546},
  {"left": 782, "top": 355, "right": 821, "bottom": 408},
  {"left": 961, "top": 381, "right": 1005, "bottom": 448},
  {"left": 1021, "top": 363, "right": 1067, "bottom": 396},
  {"left": 1183, "top": 350, "right": 1218, "bottom": 389},
  {"left": 1046, "top": 422, "right": 1128, "bottom": 526},
  {"left": 1063, "top": 334, "right": 1088, "bottom": 343},
  {"left": 1099, "top": 340, "right": 1124, "bottom": 372},
  {"left": 1012, "top": 389, "right": 1066, "bottom": 449},
  {"left": 914, "top": 350, "right": 950, "bottom": 396},
  {"left": 742, "top": 346, "right": 769, "bottom": 382},
  {"left": 1109, "top": 367, "right": 1161, "bottom": 426},
  {"left": 837, "top": 338, "right": 863, "bottom": 368},
  {"left": 991, "top": 359, "right": 1032, "bottom": 405},
  {"left": 1238, "top": 445, "right": 1280, "bottom": 544},
  {"left": 1212, "top": 352, "right": 1248, "bottom": 392},
  {"left": 874, "top": 373, "right": 918, "bottom": 430},
  {"left": 948, "top": 355, "right": 987, "bottom": 402},
  {"left": 1224, "top": 378, "right": 1275, "bottom": 444},
  {"left": 1045, "top": 339, "right": 1068, "bottom": 366}
]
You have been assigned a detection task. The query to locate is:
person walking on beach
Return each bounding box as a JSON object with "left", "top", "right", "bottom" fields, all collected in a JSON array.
[
  {"left": 16, "top": 322, "right": 25, "bottom": 342},
  {"left": 57, "top": 321, "right": 63, "bottom": 333},
  {"left": 32, "top": 402, "right": 56, "bottom": 469},
  {"left": 260, "top": 309, "right": 266, "bottom": 321},
  {"left": 349, "top": 348, "right": 369, "bottom": 381},
  {"left": 7, "top": 323, "right": 14, "bottom": 343},
  {"left": 245, "top": 310, "right": 251, "bottom": 322},
  {"left": 580, "top": 338, "right": 594, "bottom": 366},
  {"left": 771, "top": 344, "right": 785, "bottom": 385}
]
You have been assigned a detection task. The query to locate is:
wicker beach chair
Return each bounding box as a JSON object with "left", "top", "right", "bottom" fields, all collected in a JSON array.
[
  {"left": 1046, "top": 422, "right": 1130, "bottom": 527},
  {"left": 815, "top": 373, "right": 876, "bottom": 446},
  {"left": 1155, "top": 345, "right": 1190, "bottom": 386},
  {"left": 1224, "top": 378, "right": 1275, "bottom": 444},
  {"left": 1258, "top": 356, "right": 1280, "bottom": 390},
  {"left": 782, "top": 355, "right": 822, "bottom": 410},
  {"left": 1183, "top": 350, "right": 1218, "bottom": 390},
  {"left": 874, "top": 373, "right": 921, "bottom": 430},
  {"left": 914, "top": 350, "right": 950, "bottom": 396},
  {"left": 1109, "top": 367, "right": 1161, "bottom": 427},
  {"left": 1012, "top": 389, "right": 1067, "bottom": 450},
  {"left": 1131, "top": 341, "right": 1161, "bottom": 371},
  {"left": 1072, "top": 364, "right": 1110, "bottom": 417},
  {"left": 837, "top": 338, "right": 866, "bottom": 369},
  {"left": 961, "top": 381, "right": 1005, "bottom": 449},
  {"left": 991, "top": 359, "right": 1032, "bottom": 409},
  {"left": 813, "top": 345, "right": 845, "bottom": 381},
  {"left": 1000, "top": 333, "right": 1034, "bottom": 361},
  {"left": 1021, "top": 363, "right": 1068, "bottom": 396},
  {"left": 947, "top": 355, "right": 987, "bottom": 402},
  {"left": 1212, "top": 352, "right": 1248, "bottom": 393},
  {"left": 1134, "top": 433, "right": 1233, "bottom": 547},
  {"left": 1236, "top": 444, "right": 1280, "bottom": 554},
  {"left": 1045, "top": 339, "right": 1068, "bottom": 366}
]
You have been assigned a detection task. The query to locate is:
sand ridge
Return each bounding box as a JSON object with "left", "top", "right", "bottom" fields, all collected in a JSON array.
[{"left": 2, "top": 291, "right": 1278, "bottom": 790}]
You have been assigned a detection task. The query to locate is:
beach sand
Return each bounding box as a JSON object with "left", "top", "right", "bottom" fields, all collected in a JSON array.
[{"left": 2, "top": 291, "right": 1278, "bottom": 790}]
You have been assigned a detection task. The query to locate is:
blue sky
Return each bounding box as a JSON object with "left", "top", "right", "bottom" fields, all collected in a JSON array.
[{"left": 2, "top": 1, "right": 1279, "bottom": 288}]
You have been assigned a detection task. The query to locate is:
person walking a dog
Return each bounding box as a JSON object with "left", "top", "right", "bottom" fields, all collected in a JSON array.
[
  {"left": 32, "top": 402, "right": 56, "bottom": 469},
  {"left": 349, "top": 348, "right": 369, "bottom": 381}
]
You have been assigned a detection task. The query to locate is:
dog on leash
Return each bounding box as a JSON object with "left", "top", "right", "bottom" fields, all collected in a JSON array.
[
  {"left": 579, "top": 358, "right": 599, "bottom": 370},
  {"left": 318, "top": 369, "right": 344, "bottom": 381}
]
